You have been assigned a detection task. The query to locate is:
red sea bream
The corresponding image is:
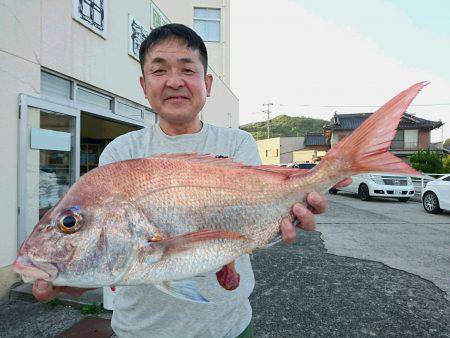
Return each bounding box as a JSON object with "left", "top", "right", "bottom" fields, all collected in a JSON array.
[{"left": 14, "top": 83, "right": 425, "bottom": 302}]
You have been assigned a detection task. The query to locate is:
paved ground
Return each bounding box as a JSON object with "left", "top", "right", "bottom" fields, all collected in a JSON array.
[
  {"left": 251, "top": 193, "right": 450, "bottom": 337},
  {"left": 1, "top": 194, "right": 449, "bottom": 337}
]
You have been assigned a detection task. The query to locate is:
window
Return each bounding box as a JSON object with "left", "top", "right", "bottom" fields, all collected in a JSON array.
[
  {"left": 76, "top": 87, "right": 112, "bottom": 110},
  {"left": 41, "top": 72, "right": 72, "bottom": 100},
  {"left": 265, "top": 149, "right": 278, "bottom": 157},
  {"left": 194, "top": 8, "right": 221, "bottom": 42},
  {"left": 391, "top": 130, "right": 404, "bottom": 149},
  {"left": 404, "top": 129, "right": 418, "bottom": 149},
  {"left": 73, "top": 0, "right": 107, "bottom": 38},
  {"left": 116, "top": 101, "right": 143, "bottom": 120}
]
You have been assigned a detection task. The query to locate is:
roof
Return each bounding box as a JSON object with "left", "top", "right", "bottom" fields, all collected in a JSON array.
[
  {"left": 324, "top": 112, "right": 443, "bottom": 131},
  {"left": 304, "top": 132, "right": 328, "bottom": 146}
]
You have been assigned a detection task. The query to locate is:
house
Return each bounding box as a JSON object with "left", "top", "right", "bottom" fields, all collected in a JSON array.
[
  {"left": 323, "top": 112, "right": 443, "bottom": 160},
  {"left": 0, "top": 0, "right": 235, "bottom": 297},
  {"left": 292, "top": 132, "right": 328, "bottom": 163},
  {"left": 257, "top": 137, "right": 305, "bottom": 165}
]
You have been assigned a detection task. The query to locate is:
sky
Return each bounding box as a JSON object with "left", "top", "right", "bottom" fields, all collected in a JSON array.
[{"left": 230, "top": 0, "right": 450, "bottom": 142}]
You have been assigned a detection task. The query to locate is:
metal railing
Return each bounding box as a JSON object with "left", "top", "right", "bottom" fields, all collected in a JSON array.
[{"left": 410, "top": 173, "right": 448, "bottom": 199}]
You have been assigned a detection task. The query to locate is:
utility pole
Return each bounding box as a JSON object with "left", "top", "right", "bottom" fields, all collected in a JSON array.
[{"left": 262, "top": 102, "right": 274, "bottom": 139}]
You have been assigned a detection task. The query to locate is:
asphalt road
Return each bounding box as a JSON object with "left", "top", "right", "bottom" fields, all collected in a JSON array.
[{"left": 250, "top": 193, "right": 450, "bottom": 337}]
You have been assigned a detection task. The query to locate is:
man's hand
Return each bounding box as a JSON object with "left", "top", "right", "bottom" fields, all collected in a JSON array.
[
  {"left": 32, "top": 280, "right": 92, "bottom": 303},
  {"left": 280, "top": 178, "right": 352, "bottom": 244}
]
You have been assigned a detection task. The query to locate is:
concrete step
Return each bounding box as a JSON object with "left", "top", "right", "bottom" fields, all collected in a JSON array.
[{"left": 10, "top": 282, "right": 104, "bottom": 309}]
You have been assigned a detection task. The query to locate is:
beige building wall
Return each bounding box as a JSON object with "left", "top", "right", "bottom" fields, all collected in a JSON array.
[
  {"left": 256, "top": 137, "right": 304, "bottom": 165},
  {"left": 257, "top": 138, "right": 281, "bottom": 165},
  {"left": 293, "top": 150, "right": 327, "bottom": 163},
  {"left": 0, "top": 0, "right": 237, "bottom": 296}
]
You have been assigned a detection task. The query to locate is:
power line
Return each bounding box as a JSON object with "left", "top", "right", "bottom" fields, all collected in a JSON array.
[{"left": 290, "top": 103, "right": 450, "bottom": 108}]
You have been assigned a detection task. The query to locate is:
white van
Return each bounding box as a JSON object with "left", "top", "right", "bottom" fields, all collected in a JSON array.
[{"left": 329, "top": 173, "right": 415, "bottom": 202}]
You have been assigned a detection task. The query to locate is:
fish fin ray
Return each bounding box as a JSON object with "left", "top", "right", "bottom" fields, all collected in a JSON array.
[
  {"left": 291, "top": 82, "right": 427, "bottom": 179},
  {"left": 151, "top": 154, "right": 311, "bottom": 179},
  {"left": 155, "top": 280, "right": 211, "bottom": 303},
  {"left": 147, "top": 229, "right": 247, "bottom": 254}
]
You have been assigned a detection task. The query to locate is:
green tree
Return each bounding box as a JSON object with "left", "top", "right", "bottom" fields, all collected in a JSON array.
[
  {"left": 442, "top": 155, "right": 450, "bottom": 173},
  {"left": 409, "top": 150, "right": 443, "bottom": 173},
  {"left": 444, "top": 138, "right": 450, "bottom": 147},
  {"left": 240, "top": 115, "right": 327, "bottom": 140}
]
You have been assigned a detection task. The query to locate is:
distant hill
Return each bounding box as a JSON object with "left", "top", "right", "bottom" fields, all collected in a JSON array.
[{"left": 240, "top": 115, "right": 328, "bottom": 140}]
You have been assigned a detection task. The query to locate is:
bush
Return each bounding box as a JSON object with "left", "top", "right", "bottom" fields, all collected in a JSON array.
[
  {"left": 443, "top": 156, "right": 450, "bottom": 173},
  {"left": 410, "top": 150, "right": 443, "bottom": 173}
]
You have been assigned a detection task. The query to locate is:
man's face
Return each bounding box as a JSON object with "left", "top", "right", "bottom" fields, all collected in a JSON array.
[{"left": 140, "top": 38, "right": 212, "bottom": 125}]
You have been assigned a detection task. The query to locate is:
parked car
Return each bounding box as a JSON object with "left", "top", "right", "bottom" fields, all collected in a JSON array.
[
  {"left": 291, "top": 163, "right": 316, "bottom": 169},
  {"left": 329, "top": 173, "right": 415, "bottom": 202},
  {"left": 422, "top": 174, "right": 450, "bottom": 214}
]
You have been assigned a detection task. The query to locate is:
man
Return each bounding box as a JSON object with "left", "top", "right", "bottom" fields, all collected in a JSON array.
[{"left": 33, "top": 24, "right": 347, "bottom": 337}]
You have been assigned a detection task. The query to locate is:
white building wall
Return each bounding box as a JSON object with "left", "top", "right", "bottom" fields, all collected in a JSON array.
[
  {"left": 0, "top": 0, "right": 238, "bottom": 295},
  {"left": 40, "top": 0, "right": 236, "bottom": 126},
  {"left": 0, "top": 1, "right": 41, "bottom": 273},
  {"left": 192, "top": 0, "right": 231, "bottom": 85}
]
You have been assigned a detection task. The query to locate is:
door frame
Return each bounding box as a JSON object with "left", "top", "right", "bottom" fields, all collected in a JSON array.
[{"left": 18, "top": 94, "right": 81, "bottom": 246}]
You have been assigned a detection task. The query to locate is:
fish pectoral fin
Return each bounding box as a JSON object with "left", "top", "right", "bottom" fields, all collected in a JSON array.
[
  {"left": 147, "top": 229, "right": 246, "bottom": 254},
  {"left": 155, "top": 280, "right": 211, "bottom": 303},
  {"left": 264, "top": 233, "right": 283, "bottom": 248}
]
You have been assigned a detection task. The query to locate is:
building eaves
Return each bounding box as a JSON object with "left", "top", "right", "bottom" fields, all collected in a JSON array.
[
  {"left": 326, "top": 112, "right": 443, "bottom": 131},
  {"left": 304, "top": 132, "right": 328, "bottom": 146}
]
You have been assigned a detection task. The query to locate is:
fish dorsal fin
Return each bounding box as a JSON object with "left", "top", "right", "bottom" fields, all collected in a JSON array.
[{"left": 151, "top": 153, "right": 311, "bottom": 178}]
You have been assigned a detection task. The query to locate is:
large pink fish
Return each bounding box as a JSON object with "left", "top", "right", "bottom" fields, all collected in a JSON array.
[{"left": 14, "top": 83, "right": 425, "bottom": 302}]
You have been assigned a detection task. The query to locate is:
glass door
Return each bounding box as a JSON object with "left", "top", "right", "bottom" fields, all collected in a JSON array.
[{"left": 19, "top": 95, "right": 80, "bottom": 245}]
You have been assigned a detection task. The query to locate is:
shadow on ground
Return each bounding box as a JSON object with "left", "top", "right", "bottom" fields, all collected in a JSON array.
[{"left": 250, "top": 230, "right": 450, "bottom": 337}]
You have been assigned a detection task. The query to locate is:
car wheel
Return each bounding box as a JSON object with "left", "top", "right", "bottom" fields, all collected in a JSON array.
[
  {"left": 358, "top": 184, "right": 371, "bottom": 201},
  {"left": 397, "top": 197, "right": 410, "bottom": 202},
  {"left": 422, "top": 192, "right": 442, "bottom": 214},
  {"left": 329, "top": 188, "right": 338, "bottom": 195}
]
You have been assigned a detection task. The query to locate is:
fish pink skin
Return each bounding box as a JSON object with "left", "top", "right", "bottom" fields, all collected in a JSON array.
[{"left": 14, "top": 83, "right": 425, "bottom": 291}]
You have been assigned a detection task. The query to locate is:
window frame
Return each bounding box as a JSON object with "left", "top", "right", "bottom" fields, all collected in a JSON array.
[
  {"left": 40, "top": 68, "right": 154, "bottom": 125},
  {"left": 193, "top": 7, "right": 221, "bottom": 42}
]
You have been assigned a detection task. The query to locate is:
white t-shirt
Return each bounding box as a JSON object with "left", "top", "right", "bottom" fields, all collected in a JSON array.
[{"left": 99, "top": 122, "right": 261, "bottom": 338}]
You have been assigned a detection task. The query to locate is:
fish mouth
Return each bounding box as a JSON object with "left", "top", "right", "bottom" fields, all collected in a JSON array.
[{"left": 13, "top": 255, "right": 58, "bottom": 283}]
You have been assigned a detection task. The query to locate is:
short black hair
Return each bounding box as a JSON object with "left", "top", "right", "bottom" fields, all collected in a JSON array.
[{"left": 139, "top": 23, "right": 208, "bottom": 76}]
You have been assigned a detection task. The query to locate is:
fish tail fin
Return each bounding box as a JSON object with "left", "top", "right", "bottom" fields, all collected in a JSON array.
[{"left": 293, "top": 82, "right": 427, "bottom": 185}]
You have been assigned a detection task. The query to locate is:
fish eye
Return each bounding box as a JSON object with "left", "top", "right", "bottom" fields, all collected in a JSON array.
[
  {"left": 62, "top": 215, "right": 76, "bottom": 228},
  {"left": 58, "top": 209, "right": 82, "bottom": 233}
]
